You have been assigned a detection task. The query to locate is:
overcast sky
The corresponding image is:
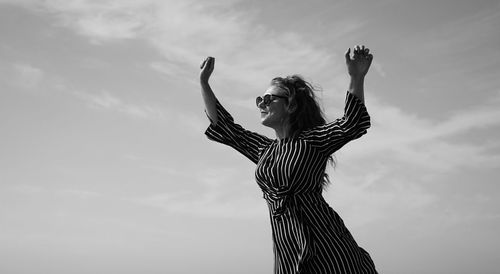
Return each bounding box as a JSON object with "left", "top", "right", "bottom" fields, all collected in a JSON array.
[{"left": 1, "top": 0, "right": 500, "bottom": 273}]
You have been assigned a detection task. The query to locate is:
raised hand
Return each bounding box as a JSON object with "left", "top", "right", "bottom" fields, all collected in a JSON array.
[
  {"left": 345, "top": 45, "right": 373, "bottom": 78},
  {"left": 200, "top": 56, "right": 215, "bottom": 84}
]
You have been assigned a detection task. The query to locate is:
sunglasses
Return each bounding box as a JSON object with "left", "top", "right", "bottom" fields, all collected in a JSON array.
[{"left": 256, "top": 94, "right": 288, "bottom": 107}]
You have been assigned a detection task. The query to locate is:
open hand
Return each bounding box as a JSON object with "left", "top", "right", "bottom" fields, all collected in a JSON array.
[
  {"left": 200, "top": 56, "right": 215, "bottom": 84},
  {"left": 345, "top": 45, "right": 373, "bottom": 78}
]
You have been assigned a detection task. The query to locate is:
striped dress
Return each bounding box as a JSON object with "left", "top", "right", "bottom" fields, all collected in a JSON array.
[{"left": 205, "top": 92, "right": 377, "bottom": 274}]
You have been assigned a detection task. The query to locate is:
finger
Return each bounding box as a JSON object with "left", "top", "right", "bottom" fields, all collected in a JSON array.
[
  {"left": 345, "top": 48, "right": 351, "bottom": 62},
  {"left": 200, "top": 58, "right": 207, "bottom": 69},
  {"left": 364, "top": 47, "right": 370, "bottom": 54},
  {"left": 361, "top": 45, "right": 368, "bottom": 56},
  {"left": 201, "top": 56, "right": 212, "bottom": 69},
  {"left": 354, "top": 45, "right": 361, "bottom": 54},
  {"left": 207, "top": 56, "right": 215, "bottom": 68},
  {"left": 357, "top": 46, "right": 363, "bottom": 57}
]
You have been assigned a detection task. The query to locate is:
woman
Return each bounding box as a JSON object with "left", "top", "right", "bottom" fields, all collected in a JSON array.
[{"left": 200, "top": 45, "right": 377, "bottom": 274}]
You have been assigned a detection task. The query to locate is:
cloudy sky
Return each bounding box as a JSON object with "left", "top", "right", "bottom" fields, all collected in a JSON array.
[{"left": 1, "top": 0, "right": 500, "bottom": 273}]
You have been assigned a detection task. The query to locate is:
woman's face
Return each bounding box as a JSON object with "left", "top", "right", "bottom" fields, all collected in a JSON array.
[{"left": 257, "top": 85, "right": 290, "bottom": 128}]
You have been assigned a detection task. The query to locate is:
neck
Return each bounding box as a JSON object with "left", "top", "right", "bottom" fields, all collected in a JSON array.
[{"left": 274, "top": 123, "right": 291, "bottom": 140}]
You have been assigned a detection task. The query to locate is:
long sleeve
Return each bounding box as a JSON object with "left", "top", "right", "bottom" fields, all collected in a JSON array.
[
  {"left": 300, "top": 91, "right": 371, "bottom": 156},
  {"left": 205, "top": 100, "right": 272, "bottom": 164}
]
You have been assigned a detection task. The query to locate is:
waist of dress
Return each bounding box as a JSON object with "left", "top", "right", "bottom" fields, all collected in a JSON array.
[{"left": 262, "top": 187, "right": 322, "bottom": 221}]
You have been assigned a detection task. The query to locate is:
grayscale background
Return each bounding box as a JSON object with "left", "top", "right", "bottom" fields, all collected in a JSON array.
[{"left": 1, "top": 0, "right": 499, "bottom": 273}]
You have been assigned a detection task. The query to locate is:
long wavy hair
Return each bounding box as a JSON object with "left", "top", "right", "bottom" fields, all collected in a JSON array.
[{"left": 270, "top": 75, "right": 336, "bottom": 187}]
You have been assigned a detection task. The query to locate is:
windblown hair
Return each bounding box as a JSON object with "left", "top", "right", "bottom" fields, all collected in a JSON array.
[{"left": 270, "top": 75, "right": 336, "bottom": 187}]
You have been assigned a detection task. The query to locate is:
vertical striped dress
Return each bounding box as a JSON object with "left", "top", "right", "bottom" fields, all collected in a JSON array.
[{"left": 205, "top": 92, "right": 377, "bottom": 274}]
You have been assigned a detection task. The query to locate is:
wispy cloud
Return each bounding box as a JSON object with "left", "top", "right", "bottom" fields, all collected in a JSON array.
[
  {"left": 9, "top": 0, "right": 349, "bottom": 93},
  {"left": 71, "top": 89, "right": 168, "bottom": 120},
  {"left": 328, "top": 171, "right": 437, "bottom": 228},
  {"left": 344, "top": 95, "right": 500, "bottom": 171},
  {"left": 322, "top": 91, "right": 500, "bottom": 228},
  {"left": 126, "top": 166, "right": 266, "bottom": 220},
  {"left": 19, "top": 0, "right": 157, "bottom": 42},
  {"left": 11, "top": 63, "right": 44, "bottom": 89},
  {"left": 5, "top": 58, "right": 170, "bottom": 121},
  {"left": 371, "top": 61, "right": 386, "bottom": 78},
  {"left": 128, "top": 189, "right": 265, "bottom": 220}
]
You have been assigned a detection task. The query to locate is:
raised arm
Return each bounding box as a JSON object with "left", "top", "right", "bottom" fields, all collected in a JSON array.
[
  {"left": 201, "top": 56, "right": 273, "bottom": 163},
  {"left": 345, "top": 45, "right": 373, "bottom": 104},
  {"left": 200, "top": 56, "right": 218, "bottom": 125}
]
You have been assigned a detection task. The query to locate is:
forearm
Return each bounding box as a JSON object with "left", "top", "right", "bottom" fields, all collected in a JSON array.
[
  {"left": 348, "top": 76, "right": 365, "bottom": 104},
  {"left": 201, "top": 81, "right": 218, "bottom": 125}
]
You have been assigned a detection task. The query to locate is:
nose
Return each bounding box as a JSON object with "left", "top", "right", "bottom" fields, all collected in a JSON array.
[{"left": 257, "top": 100, "right": 267, "bottom": 110}]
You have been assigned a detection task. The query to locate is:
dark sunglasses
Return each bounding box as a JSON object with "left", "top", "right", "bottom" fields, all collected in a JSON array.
[{"left": 256, "top": 94, "right": 288, "bottom": 107}]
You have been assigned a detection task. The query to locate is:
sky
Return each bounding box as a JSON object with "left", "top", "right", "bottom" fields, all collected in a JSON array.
[{"left": 1, "top": 0, "right": 500, "bottom": 273}]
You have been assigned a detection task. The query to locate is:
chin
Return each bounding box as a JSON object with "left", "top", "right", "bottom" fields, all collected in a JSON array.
[{"left": 261, "top": 118, "right": 276, "bottom": 128}]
